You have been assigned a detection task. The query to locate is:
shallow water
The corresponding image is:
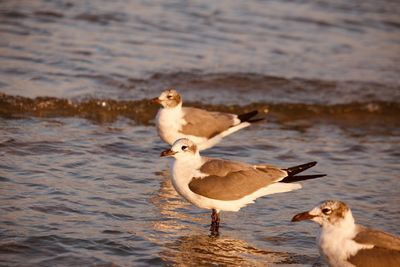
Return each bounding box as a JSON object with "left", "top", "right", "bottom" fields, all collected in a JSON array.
[
  {"left": 1, "top": 116, "right": 399, "bottom": 266},
  {"left": 1, "top": 0, "right": 399, "bottom": 266}
]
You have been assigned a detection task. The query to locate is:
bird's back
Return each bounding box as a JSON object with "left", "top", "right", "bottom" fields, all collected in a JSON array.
[
  {"left": 181, "top": 107, "right": 236, "bottom": 138},
  {"left": 348, "top": 226, "right": 400, "bottom": 267}
]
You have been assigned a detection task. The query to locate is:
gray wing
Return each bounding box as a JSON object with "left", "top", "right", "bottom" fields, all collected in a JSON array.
[
  {"left": 189, "top": 159, "right": 287, "bottom": 200},
  {"left": 348, "top": 226, "right": 400, "bottom": 267},
  {"left": 348, "top": 247, "right": 400, "bottom": 267},
  {"left": 354, "top": 226, "right": 400, "bottom": 250},
  {"left": 199, "top": 158, "right": 252, "bottom": 177},
  {"left": 181, "top": 107, "right": 236, "bottom": 138}
]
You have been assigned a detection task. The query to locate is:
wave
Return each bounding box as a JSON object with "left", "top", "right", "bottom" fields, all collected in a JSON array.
[{"left": 1, "top": 93, "right": 399, "bottom": 126}]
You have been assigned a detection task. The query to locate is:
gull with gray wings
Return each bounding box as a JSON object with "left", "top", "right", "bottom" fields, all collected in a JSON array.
[
  {"left": 161, "top": 138, "right": 326, "bottom": 234},
  {"left": 292, "top": 200, "right": 400, "bottom": 267},
  {"left": 152, "top": 89, "right": 264, "bottom": 150}
]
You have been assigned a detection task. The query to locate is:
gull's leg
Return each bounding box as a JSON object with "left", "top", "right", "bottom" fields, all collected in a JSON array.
[{"left": 210, "top": 209, "right": 220, "bottom": 236}]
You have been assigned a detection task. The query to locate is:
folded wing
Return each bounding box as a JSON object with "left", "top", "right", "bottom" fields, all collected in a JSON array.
[
  {"left": 181, "top": 107, "right": 236, "bottom": 138},
  {"left": 189, "top": 159, "right": 286, "bottom": 201},
  {"left": 348, "top": 226, "right": 400, "bottom": 267}
]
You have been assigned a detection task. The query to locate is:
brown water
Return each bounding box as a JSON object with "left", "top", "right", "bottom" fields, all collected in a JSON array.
[{"left": 0, "top": 0, "right": 399, "bottom": 266}]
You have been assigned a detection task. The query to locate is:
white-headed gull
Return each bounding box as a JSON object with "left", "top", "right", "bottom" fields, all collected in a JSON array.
[
  {"left": 152, "top": 89, "right": 264, "bottom": 150},
  {"left": 161, "top": 138, "right": 326, "bottom": 234}
]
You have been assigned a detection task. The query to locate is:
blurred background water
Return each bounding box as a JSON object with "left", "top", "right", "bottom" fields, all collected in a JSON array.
[{"left": 0, "top": 0, "right": 399, "bottom": 266}]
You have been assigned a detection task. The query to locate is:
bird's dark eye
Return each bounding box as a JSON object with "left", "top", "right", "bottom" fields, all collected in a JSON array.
[
  {"left": 167, "top": 95, "right": 173, "bottom": 99},
  {"left": 181, "top": 145, "right": 188, "bottom": 150},
  {"left": 322, "top": 208, "right": 332, "bottom": 215}
]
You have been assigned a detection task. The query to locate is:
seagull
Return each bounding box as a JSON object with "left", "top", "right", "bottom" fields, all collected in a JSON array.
[
  {"left": 152, "top": 89, "right": 264, "bottom": 150},
  {"left": 291, "top": 200, "right": 400, "bottom": 267},
  {"left": 160, "top": 138, "right": 326, "bottom": 234}
]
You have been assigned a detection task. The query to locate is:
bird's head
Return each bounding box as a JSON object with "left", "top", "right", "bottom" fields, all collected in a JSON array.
[
  {"left": 152, "top": 88, "right": 182, "bottom": 108},
  {"left": 291, "top": 200, "right": 353, "bottom": 227},
  {"left": 160, "top": 138, "right": 198, "bottom": 159}
]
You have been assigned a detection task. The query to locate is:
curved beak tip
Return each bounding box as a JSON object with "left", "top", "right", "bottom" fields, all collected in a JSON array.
[
  {"left": 160, "top": 149, "right": 176, "bottom": 157},
  {"left": 151, "top": 98, "right": 161, "bottom": 104},
  {"left": 291, "top": 212, "right": 314, "bottom": 222}
]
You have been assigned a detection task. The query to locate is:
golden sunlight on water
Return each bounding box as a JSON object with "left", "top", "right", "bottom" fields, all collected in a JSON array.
[{"left": 1, "top": 0, "right": 399, "bottom": 266}]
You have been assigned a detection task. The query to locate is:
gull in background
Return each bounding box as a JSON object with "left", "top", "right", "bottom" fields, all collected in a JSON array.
[
  {"left": 160, "top": 138, "right": 326, "bottom": 234},
  {"left": 152, "top": 89, "right": 264, "bottom": 150},
  {"left": 292, "top": 200, "right": 400, "bottom": 267}
]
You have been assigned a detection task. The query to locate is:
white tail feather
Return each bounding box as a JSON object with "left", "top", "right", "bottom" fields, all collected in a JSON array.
[
  {"left": 257, "top": 182, "right": 302, "bottom": 196},
  {"left": 197, "top": 122, "right": 250, "bottom": 150}
]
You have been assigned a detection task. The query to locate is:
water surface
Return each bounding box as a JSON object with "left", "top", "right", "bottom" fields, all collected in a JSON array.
[{"left": 0, "top": 0, "right": 399, "bottom": 266}]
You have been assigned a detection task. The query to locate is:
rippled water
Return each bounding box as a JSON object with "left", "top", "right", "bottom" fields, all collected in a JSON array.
[
  {"left": 0, "top": 0, "right": 399, "bottom": 266},
  {"left": 1, "top": 0, "right": 400, "bottom": 99}
]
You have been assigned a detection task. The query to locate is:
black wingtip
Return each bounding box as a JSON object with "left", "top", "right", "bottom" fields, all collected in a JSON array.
[
  {"left": 281, "top": 161, "right": 326, "bottom": 183},
  {"left": 237, "top": 110, "right": 260, "bottom": 123},
  {"left": 284, "top": 161, "right": 317, "bottom": 176}
]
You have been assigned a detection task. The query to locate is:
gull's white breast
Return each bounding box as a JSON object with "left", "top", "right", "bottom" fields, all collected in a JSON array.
[{"left": 318, "top": 213, "right": 374, "bottom": 267}]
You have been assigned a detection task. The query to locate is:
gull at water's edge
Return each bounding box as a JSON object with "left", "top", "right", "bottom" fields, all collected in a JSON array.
[
  {"left": 161, "top": 138, "right": 326, "bottom": 235},
  {"left": 152, "top": 89, "right": 265, "bottom": 150}
]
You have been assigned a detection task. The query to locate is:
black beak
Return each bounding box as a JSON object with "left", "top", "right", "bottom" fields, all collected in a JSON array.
[
  {"left": 151, "top": 97, "right": 161, "bottom": 104},
  {"left": 160, "top": 149, "right": 176, "bottom": 157},
  {"left": 291, "top": 211, "right": 316, "bottom": 222}
]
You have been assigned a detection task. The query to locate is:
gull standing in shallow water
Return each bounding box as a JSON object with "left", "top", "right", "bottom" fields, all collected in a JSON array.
[
  {"left": 292, "top": 200, "right": 400, "bottom": 267},
  {"left": 160, "top": 138, "right": 326, "bottom": 234},
  {"left": 152, "top": 89, "right": 264, "bottom": 150}
]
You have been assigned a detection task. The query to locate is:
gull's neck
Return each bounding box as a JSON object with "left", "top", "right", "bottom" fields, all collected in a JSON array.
[
  {"left": 156, "top": 102, "right": 184, "bottom": 143},
  {"left": 321, "top": 211, "right": 356, "bottom": 238},
  {"left": 173, "top": 152, "right": 203, "bottom": 171},
  {"left": 172, "top": 153, "right": 202, "bottom": 181},
  {"left": 157, "top": 102, "right": 183, "bottom": 120},
  {"left": 164, "top": 102, "right": 182, "bottom": 112},
  {"left": 318, "top": 211, "right": 371, "bottom": 267}
]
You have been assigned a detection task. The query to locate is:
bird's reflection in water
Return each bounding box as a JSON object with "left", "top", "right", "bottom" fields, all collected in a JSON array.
[
  {"left": 149, "top": 168, "right": 204, "bottom": 234},
  {"left": 150, "top": 170, "right": 208, "bottom": 241},
  {"left": 160, "top": 234, "right": 305, "bottom": 266}
]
